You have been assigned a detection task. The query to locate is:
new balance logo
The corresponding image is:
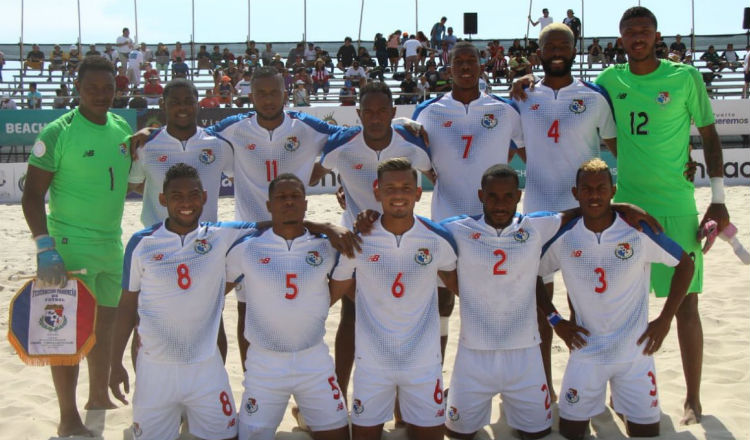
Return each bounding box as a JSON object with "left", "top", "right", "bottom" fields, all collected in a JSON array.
[
  {"left": 617, "top": 93, "right": 627, "bottom": 99},
  {"left": 259, "top": 257, "right": 271, "bottom": 264},
  {"left": 443, "top": 121, "right": 453, "bottom": 127},
  {"left": 353, "top": 163, "right": 364, "bottom": 170},
  {"left": 82, "top": 150, "right": 95, "bottom": 157},
  {"left": 368, "top": 254, "right": 380, "bottom": 262}
]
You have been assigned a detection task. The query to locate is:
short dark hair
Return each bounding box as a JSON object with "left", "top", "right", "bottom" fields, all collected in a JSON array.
[
  {"left": 481, "top": 164, "right": 519, "bottom": 188},
  {"left": 164, "top": 163, "right": 202, "bottom": 192},
  {"left": 377, "top": 157, "right": 417, "bottom": 183},
  {"left": 268, "top": 173, "right": 305, "bottom": 198},
  {"left": 77, "top": 56, "right": 115, "bottom": 83},
  {"left": 163, "top": 78, "right": 198, "bottom": 99},
  {"left": 251, "top": 66, "right": 282, "bottom": 85},
  {"left": 450, "top": 41, "right": 480, "bottom": 63},
  {"left": 360, "top": 81, "right": 393, "bottom": 104},
  {"left": 619, "top": 6, "right": 658, "bottom": 30}
]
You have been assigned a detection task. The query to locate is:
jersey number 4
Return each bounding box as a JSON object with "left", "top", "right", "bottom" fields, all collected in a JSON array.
[{"left": 547, "top": 120, "right": 560, "bottom": 143}]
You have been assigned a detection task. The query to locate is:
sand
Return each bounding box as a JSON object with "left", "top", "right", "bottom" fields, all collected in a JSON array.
[{"left": 0, "top": 186, "right": 748, "bottom": 440}]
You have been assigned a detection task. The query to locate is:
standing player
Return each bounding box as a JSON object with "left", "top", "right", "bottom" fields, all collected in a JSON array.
[
  {"left": 595, "top": 7, "right": 730, "bottom": 424},
  {"left": 110, "top": 164, "right": 253, "bottom": 440},
  {"left": 539, "top": 158, "right": 694, "bottom": 439},
  {"left": 330, "top": 158, "right": 458, "bottom": 440},
  {"left": 21, "top": 56, "right": 132, "bottom": 437},
  {"left": 129, "top": 79, "right": 233, "bottom": 227},
  {"left": 226, "top": 174, "right": 349, "bottom": 440},
  {"left": 513, "top": 22, "right": 617, "bottom": 401},
  {"left": 310, "top": 81, "right": 433, "bottom": 400},
  {"left": 413, "top": 40, "right": 524, "bottom": 357}
]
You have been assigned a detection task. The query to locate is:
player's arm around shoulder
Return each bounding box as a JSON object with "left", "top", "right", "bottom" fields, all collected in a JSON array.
[{"left": 329, "top": 251, "right": 357, "bottom": 305}]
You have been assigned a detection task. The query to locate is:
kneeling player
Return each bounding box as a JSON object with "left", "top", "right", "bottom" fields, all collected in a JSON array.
[
  {"left": 330, "top": 158, "right": 459, "bottom": 440},
  {"left": 540, "top": 158, "right": 694, "bottom": 439},
  {"left": 225, "top": 174, "right": 349, "bottom": 440},
  {"left": 110, "top": 164, "right": 257, "bottom": 440}
]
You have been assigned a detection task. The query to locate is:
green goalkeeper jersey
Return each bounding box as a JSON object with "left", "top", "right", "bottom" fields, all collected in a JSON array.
[
  {"left": 28, "top": 108, "right": 132, "bottom": 240},
  {"left": 596, "top": 59, "right": 715, "bottom": 216}
]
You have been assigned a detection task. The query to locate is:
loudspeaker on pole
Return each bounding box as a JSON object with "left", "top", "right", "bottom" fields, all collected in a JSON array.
[{"left": 464, "top": 12, "right": 478, "bottom": 35}]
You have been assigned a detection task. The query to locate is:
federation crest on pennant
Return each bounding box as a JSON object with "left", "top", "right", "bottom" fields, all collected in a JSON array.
[
  {"left": 565, "top": 388, "right": 580, "bottom": 404},
  {"left": 40, "top": 304, "right": 67, "bottom": 331},
  {"left": 305, "top": 250, "right": 324, "bottom": 266},
  {"left": 284, "top": 136, "right": 300, "bottom": 152},
  {"left": 569, "top": 99, "right": 586, "bottom": 114},
  {"left": 656, "top": 91, "right": 670, "bottom": 105},
  {"left": 513, "top": 228, "right": 530, "bottom": 242},
  {"left": 415, "top": 248, "right": 432, "bottom": 265},
  {"left": 199, "top": 148, "right": 216, "bottom": 164},
  {"left": 194, "top": 238, "right": 212, "bottom": 254},
  {"left": 245, "top": 397, "right": 259, "bottom": 414},
  {"left": 614, "top": 242, "right": 634, "bottom": 259},
  {"left": 481, "top": 113, "right": 497, "bottom": 129}
]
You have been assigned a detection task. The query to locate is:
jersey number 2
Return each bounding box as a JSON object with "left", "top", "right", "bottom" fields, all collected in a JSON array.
[{"left": 493, "top": 249, "right": 507, "bottom": 275}]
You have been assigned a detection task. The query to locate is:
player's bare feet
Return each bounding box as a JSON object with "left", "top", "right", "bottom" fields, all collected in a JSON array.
[
  {"left": 57, "top": 417, "right": 94, "bottom": 438},
  {"left": 680, "top": 401, "right": 702, "bottom": 425},
  {"left": 83, "top": 398, "right": 118, "bottom": 410}
]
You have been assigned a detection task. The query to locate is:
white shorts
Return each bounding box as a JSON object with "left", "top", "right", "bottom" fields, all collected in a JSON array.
[
  {"left": 127, "top": 67, "right": 140, "bottom": 86},
  {"left": 352, "top": 362, "right": 445, "bottom": 427},
  {"left": 446, "top": 345, "right": 552, "bottom": 434},
  {"left": 132, "top": 351, "right": 238, "bottom": 440},
  {"left": 559, "top": 354, "right": 660, "bottom": 425},
  {"left": 239, "top": 342, "right": 348, "bottom": 434}
]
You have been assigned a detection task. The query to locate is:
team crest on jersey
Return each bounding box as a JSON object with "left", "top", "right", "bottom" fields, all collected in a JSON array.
[
  {"left": 305, "top": 250, "right": 324, "bottom": 266},
  {"left": 245, "top": 397, "right": 259, "bottom": 414},
  {"left": 199, "top": 148, "right": 216, "bottom": 164},
  {"left": 569, "top": 99, "right": 586, "bottom": 114},
  {"left": 131, "top": 422, "right": 143, "bottom": 438},
  {"left": 513, "top": 228, "right": 530, "bottom": 242},
  {"left": 448, "top": 406, "right": 460, "bottom": 421},
  {"left": 194, "top": 239, "right": 212, "bottom": 254},
  {"left": 565, "top": 388, "right": 580, "bottom": 404},
  {"left": 40, "top": 304, "right": 67, "bottom": 331},
  {"left": 656, "top": 91, "right": 671, "bottom": 105},
  {"left": 284, "top": 136, "right": 300, "bottom": 152},
  {"left": 415, "top": 248, "right": 432, "bottom": 265},
  {"left": 615, "top": 242, "right": 634, "bottom": 259},
  {"left": 353, "top": 399, "right": 364, "bottom": 414},
  {"left": 481, "top": 113, "right": 497, "bottom": 129},
  {"left": 119, "top": 143, "right": 128, "bottom": 156}
]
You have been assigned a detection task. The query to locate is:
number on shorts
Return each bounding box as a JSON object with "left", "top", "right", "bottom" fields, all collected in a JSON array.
[
  {"left": 328, "top": 376, "right": 341, "bottom": 400},
  {"left": 647, "top": 371, "right": 658, "bottom": 397},
  {"left": 285, "top": 273, "right": 298, "bottom": 299},
  {"left": 594, "top": 267, "right": 607, "bottom": 293},
  {"left": 177, "top": 263, "right": 191, "bottom": 290},
  {"left": 541, "top": 384, "right": 551, "bottom": 410},
  {"left": 265, "top": 160, "right": 279, "bottom": 182},
  {"left": 392, "top": 272, "right": 405, "bottom": 298},
  {"left": 219, "top": 391, "right": 233, "bottom": 416},
  {"left": 461, "top": 135, "right": 473, "bottom": 159},
  {"left": 433, "top": 378, "right": 443, "bottom": 404},
  {"left": 493, "top": 249, "right": 507, "bottom": 275},
  {"left": 547, "top": 120, "right": 560, "bottom": 143}
]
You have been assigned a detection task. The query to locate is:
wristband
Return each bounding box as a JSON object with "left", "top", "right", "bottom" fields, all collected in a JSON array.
[
  {"left": 710, "top": 177, "right": 725, "bottom": 204},
  {"left": 546, "top": 311, "right": 562, "bottom": 327},
  {"left": 34, "top": 235, "right": 55, "bottom": 253}
]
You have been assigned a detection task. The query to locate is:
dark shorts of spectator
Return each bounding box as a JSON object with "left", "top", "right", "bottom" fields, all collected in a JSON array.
[
  {"left": 745, "top": 72, "right": 750, "bottom": 83},
  {"left": 235, "top": 96, "right": 251, "bottom": 106},
  {"left": 387, "top": 48, "right": 400, "bottom": 59}
]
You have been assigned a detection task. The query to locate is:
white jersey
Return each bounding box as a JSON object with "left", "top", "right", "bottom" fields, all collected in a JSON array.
[
  {"left": 207, "top": 111, "right": 340, "bottom": 221},
  {"left": 321, "top": 125, "right": 432, "bottom": 227},
  {"left": 127, "top": 49, "right": 143, "bottom": 69},
  {"left": 517, "top": 80, "right": 616, "bottom": 213},
  {"left": 331, "top": 216, "right": 457, "bottom": 369},
  {"left": 129, "top": 127, "right": 234, "bottom": 227},
  {"left": 442, "top": 212, "right": 561, "bottom": 350},
  {"left": 540, "top": 215, "right": 682, "bottom": 364},
  {"left": 123, "top": 221, "right": 256, "bottom": 364},
  {"left": 226, "top": 229, "right": 337, "bottom": 352},
  {"left": 414, "top": 92, "right": 524, "bottom": 221}
]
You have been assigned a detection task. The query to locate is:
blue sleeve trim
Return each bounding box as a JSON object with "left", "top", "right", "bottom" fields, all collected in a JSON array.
[
  {"left": 526, "top": 211, "right": 558, "bottom": 218},
  {"left": 122, "top": 222, "right": 162, "bottom": 290},
  {"left": 439, "top": 215, "right": 468, "bottom": 227},
  {"left": 640, "top": 221, "right": 684, "bottom": 261},
  {"left": 412, "top": 95, "right": 444, "bottom": 120},
  {"left": 417, "top": 216, "right": 458, "bottom": 255},
  {"left": 226, "top": 229, "right": 264, "bottom": 255},
  {"left": 489, "top": 94, "right": 521, "bottom": 115},
  {"left": 145, "top": 127, "right": 164, "bottom": 143},
  {"left": 205, "top": 112, "right": 254, "bottom": 135},
  {"left": 393, "top": 125, "right": 428, "bottom": 153},
  {"left": 321, "top": 126, "right": 362, "bottom": 159},
  {"left": 232, "top": 274, "right": 245, "bottom": 284},
  {"left": 582, "top": 80, "right": 615, "bottom": 123},
  {"left": 289, "top": 111, "right": 341, "bottom": 136},
  {"left": 541, "top": 216, "right": 580, "bottom": 257},
  {"left": 209, "top": 221, "right": 258, "bottom": 230}
]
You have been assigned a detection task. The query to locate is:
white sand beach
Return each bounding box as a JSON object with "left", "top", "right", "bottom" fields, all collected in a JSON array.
[{"left": 0, "top": 186, "right": 748, "bottom": 440}]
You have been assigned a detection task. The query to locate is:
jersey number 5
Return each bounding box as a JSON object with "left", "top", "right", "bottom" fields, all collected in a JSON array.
[{"left": 285, "top": 273, "right": 298, "bottom": 299}]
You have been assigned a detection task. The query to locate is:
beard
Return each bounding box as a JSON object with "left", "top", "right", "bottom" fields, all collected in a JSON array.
[{"left": 542, "top": 56, "right": 575, "bottom": 77}]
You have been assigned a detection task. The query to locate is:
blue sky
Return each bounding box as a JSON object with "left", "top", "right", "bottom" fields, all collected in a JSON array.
[{"left": 1, "top": 0, "right": 748, "bottom": 45}]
